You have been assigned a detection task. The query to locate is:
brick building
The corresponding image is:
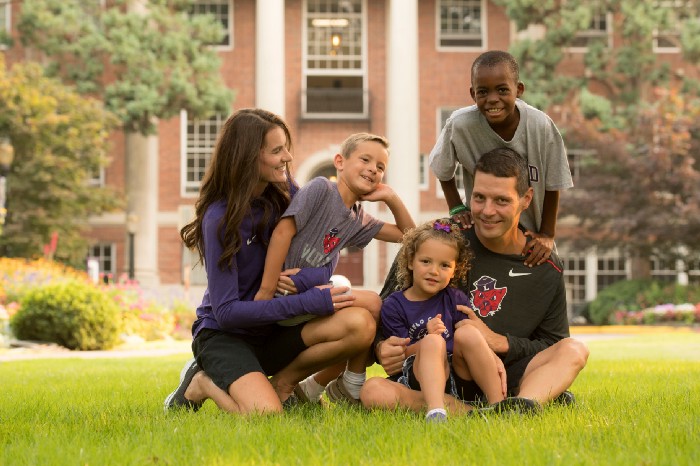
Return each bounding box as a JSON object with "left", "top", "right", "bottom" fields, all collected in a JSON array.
[{"left": 2, "top": 0, "right": 698, "bottom": 316}]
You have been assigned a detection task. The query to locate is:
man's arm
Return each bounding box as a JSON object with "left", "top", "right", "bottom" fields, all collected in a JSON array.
[{"left": 254, "top": 217, "right": 297, "bottom": 301}]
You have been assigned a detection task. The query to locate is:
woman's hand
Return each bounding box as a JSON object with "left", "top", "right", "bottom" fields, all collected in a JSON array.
[
  {"left": 326, "top": 285, "right": 356, "bottom": 311},
  {"left": 276, "top": 268, "right": 301, "bottom": 296}
]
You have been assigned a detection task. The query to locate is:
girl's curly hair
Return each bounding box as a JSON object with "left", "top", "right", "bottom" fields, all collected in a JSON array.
[{"left": 395, "top": 218, "right": 473, "bottom": 290}]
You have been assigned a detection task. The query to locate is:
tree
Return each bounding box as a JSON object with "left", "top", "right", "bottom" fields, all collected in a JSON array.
[
  {"left": 15, "top": 0, "right": 234, "bottom": 283},
  {"left": 0, "top": 55, "right": 121, "bottom": 266},
  {"left": 494, "top": 0, "right": 700, "bottom": 267}
]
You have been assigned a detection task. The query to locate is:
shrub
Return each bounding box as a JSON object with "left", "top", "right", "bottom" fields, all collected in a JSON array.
[
  {"left": 11, "top": 280, "right": 122, "bottom": 350},
  {"left": 588, "top": 279, "right": 654, "bottom": 325}
]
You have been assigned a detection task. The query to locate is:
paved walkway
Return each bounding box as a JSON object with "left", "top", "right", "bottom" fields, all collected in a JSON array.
[{"left": 0, "top": 326, "right": 695, "bottom": 362}]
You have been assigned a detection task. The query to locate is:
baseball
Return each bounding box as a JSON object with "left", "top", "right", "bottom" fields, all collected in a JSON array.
[{"left": 330, "top": 274, "right": 352, "bottom": 294}]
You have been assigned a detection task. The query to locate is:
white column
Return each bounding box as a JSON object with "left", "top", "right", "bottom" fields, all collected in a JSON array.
[
  {"left": 125, "top": 131, "right": 160, "bottom": 286},
  {"left": 256, "top": 0, "right": 286, "bottom": 117},
  {"left": 382, "top": 0, "right": 420, "bottom": 282},
  {"left": 125, "top": 0, "right": 159, "bottom": 286}
]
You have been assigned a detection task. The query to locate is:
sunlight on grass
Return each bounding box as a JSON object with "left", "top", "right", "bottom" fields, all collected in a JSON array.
[{"left": 1, "top": 333, "right": 698, "bottom": 465}]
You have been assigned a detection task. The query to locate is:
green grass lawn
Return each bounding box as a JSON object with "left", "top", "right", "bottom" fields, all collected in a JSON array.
[{"left": 1, "top": 333, "right": 698, "bottom": 465}]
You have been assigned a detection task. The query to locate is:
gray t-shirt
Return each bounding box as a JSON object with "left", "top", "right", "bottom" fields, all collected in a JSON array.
[
  {"left": 429, "top": 99, "right": 573, "bottom": 233},
  {"left": 282, "top": 177, "right": 384, "bottom": 269}
]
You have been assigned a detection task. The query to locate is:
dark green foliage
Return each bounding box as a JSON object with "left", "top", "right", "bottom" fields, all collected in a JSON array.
[{"left": 11, "top": 281, "right": 122, "bottom": 350}]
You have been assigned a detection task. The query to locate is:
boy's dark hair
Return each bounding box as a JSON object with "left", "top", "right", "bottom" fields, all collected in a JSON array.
[
  {"left": 471, "top": 50, "right": 520, "bottom": 83},
  {"left": 475, "top": 147, "right": 530, "bottom": 196}
]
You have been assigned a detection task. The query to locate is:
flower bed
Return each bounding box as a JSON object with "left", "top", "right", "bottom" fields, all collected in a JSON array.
[{"left": 611, "top": 303, "right": 700, "bottom": 325}]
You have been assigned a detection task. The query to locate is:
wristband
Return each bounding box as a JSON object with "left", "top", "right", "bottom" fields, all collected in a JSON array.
[{"left": 449, "top": 204, "right": 468, "bottom": 216}]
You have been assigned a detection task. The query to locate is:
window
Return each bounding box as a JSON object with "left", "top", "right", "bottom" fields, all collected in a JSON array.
[
  {"left": 182, "top": 111, "right": 226, "bottom": 196},
  {"left": 0, "top": 0, "right": 10, "bottom": 48},
  {"left": 419, "top": 154, "right": 428, "bottom": 190},
  {"left": 653, "top": 1, "right": 696, "bottom": 53},
  {"left": 436, "top": 107, "right": 465, "bottom": 199},
  {"left": 191, "top": 0, "right": 233, "bottom": 49},
  {"left": 561, "top": 250, "right": 588, "bottom": 315},
  {"left": 437, "top": 0, "right": 485, "bottom": 49},
  {"left": 302, "top": 0, "right": 367, "bottom": 119},
  {"left": 569, "top": 7, "right": 611, "bottom": 51},
  {"left": 88, "top": 243, "right": 115, "bottom": 280},
  {"left": 651, "top": 256, "right": 678, "bottom": 283},
  {"left": 87, "top": 167, "right": 105, "bottom": 188},
  {"left": 596, "top": 251, "right": 628, "bottom": 292},
  {"left": 687, "top": 258, "right": 700, "bottom": 285}
]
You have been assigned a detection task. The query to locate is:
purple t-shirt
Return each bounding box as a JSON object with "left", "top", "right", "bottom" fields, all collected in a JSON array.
[{"left": 381, "top": 287, "right": 469, "bottom": 353}]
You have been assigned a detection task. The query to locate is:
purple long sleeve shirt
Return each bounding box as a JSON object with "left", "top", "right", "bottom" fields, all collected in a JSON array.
[{"left": 191, "top": 198, "right": 335, "bottom": 339}]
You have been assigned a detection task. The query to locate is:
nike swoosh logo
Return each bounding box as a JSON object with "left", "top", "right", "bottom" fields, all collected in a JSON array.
[
  {"left": 247, "top": 235, "right": 256, "bottom": 245},
  {"left": 509, "top": 269, "right": 532, "bottom": 277}
]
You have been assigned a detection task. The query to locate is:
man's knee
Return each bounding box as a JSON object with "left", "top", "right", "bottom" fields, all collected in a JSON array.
[{"left": 557, "top": 338, "right": 589, "bottom": 370}]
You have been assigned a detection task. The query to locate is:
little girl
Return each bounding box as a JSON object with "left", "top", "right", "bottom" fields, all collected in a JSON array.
[{"left": 380, "top": 219, "right": 506, "bottom": 422}]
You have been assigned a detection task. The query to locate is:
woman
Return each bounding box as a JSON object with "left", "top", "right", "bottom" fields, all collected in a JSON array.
[{"left": 164, "top": 109, "right": 375, "bottom": 414}]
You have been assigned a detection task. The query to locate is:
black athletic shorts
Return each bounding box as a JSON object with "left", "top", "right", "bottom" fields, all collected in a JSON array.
[
  {"left": 192, "top": 326, "right": 307, "bottom": 393},
  {"left": 452, "top": 353, "right": 535, "bottom": 403}
]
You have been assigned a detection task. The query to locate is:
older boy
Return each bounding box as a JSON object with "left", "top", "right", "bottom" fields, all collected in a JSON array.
[{"left": 429, "top": 50, "right": 573, "bottom": 267}]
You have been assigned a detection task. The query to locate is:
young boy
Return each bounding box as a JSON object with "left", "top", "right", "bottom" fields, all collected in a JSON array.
[
  {"left": 429, "top": 50, "right": 573, "bottom": 267},
  {"left": 255, "top": 132, "right": 415, "bottom": 403}
]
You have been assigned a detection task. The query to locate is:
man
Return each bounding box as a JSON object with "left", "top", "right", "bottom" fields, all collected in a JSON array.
[{"left": 362, "top": 147, "right": 589, "bottom": 414}]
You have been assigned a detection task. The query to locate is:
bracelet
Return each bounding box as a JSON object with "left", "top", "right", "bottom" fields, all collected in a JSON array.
[{"left": 449, "top": 204, "right": 468, "bottom": 216}]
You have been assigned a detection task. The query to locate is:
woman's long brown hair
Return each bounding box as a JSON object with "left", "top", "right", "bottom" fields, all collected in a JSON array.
[{"left": 180, "top": 109, "right": 294, "bottom": 271}]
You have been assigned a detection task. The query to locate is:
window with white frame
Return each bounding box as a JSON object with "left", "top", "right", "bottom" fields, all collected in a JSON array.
[
  {"left": 651, "top": 256, "right": 678, "bottom": 283},
  {"left": 191, "top": 0, "right": 233, "bottom": 49},
  {"left": 569, "top": 6, "right": 611, "bottom": 50},
  {"left": 596, "top": 251, "right": 628, "bottom": 292},
  {"left": 182, "top": 112, "right": 226, "bottom": 195},
  {"left": 653, "top": 1, "right": 696, "bottom": 52},
  {"left": 687, "top": 258, "right": 700, "bottom": 285},
  {"left": 436, "top": 107, "right": 465, "bottom": 198},
  {"left": 561, "top": 250, "right": 588, "bottom": 313},
  {"left": 303, "top": 0, "right": 366, "bottom": 119},
  {"left": 437, "top": 0, "right": 484, "bottom": 49},
  {"left": 419, "top": 154, "right": 429, "bottom": 190},
  {"left": 88, "top": 243, "right": 115, "bottom": 280},
  {"left": 87, "top": 167, "right": 105, "bottom": 188}
]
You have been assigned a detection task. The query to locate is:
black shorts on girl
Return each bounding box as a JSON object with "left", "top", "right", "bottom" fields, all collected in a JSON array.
[{"left": 192, "top": 326, "right": 308, "bottom": 392}]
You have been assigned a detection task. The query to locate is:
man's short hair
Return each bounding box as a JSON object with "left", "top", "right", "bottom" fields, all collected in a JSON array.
[
  {"left": 475, "top": 147, "right": 530, "bottom": 196},
  {"left": 340, "top": 133, "right": 389, "bottom": 159},
  {"left": 471, "top": 50, "right": 520, "bottom": 84}
]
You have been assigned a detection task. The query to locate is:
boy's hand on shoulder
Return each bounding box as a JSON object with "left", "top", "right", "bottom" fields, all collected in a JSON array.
[
  {"left": 359, "top": 183, "right": 394, "bottom": 203},
  {"left": 523, "top": 231, "right": 553, "bottom": 267}
]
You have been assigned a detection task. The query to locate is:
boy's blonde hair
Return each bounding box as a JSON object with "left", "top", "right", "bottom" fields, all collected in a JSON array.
[
  {"left": 395, "top": 219, "right": 473, "bottom": 290},
  {"left": 340, "top": 133, "right": 389, "bottom": 159}
]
